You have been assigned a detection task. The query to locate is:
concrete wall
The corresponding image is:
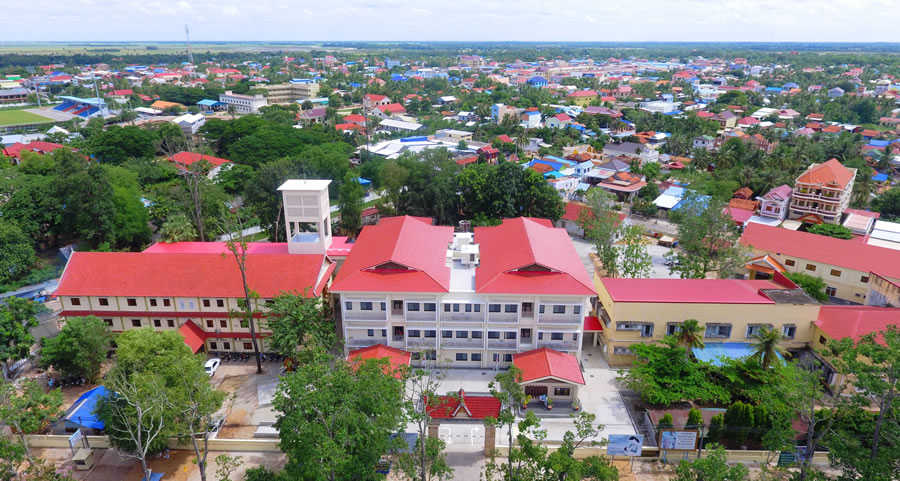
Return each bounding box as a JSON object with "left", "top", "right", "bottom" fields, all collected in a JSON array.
[{"left": 25, "top": 435, "right": 282, "bottom": 453}]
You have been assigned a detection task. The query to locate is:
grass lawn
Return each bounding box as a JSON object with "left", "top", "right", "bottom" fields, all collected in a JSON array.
[{"left": 0, "top": 109, "right": 52, "bottom": 126}]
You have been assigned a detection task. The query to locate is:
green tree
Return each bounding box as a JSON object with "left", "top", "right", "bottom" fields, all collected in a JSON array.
[
  {"left": 665, "top": 194, "right": 748, "bottom": 279},
  {"left": 397, "top": 364, "right": 452, "bottom": 481},
  {"left": 872, "top": 187, "right": 900, "bottom": 220},
  {"left": 176, "top": 365, "right": 226, "bottom": 481},
  {"left": 55, "top": 149, "right": 116, "bottom": 247},
  {"left": 273, "top": 348, "right": 406, "bottom": 481},
  {"left": 214, "top": 454, "right": 243, "bottom": 481},
  {"left": 674, "top": 445, "right": 749, "bottom": 481},
  {"left": 159, "top": 213, "right": 199, "bottom": 242},
  {"left": 618, "top": 225, "right": 652, "bottom": 278},
  {"left": 39, "top": 316, "right": 111, "bottom": 382},
  {"left": 456, "top": 162, "right": 564, "bottom": 222},
  {"left": 658, "top": 413, "right": 674, "bottom": 429},
  {"left": 265, "top": 291, "right": 334, "bottom": 359},
  {"left": 0, "top": 380, "right": 63, "bottom": 460},
  {"left": 338, "top": 174, "right": 365, "bottom": 238},
  {"left": 675, "top": 319, "right": 705, "bottom": 362},
  {"left": 0, "top": 436, "right": 26, "bottom": 481},
  {"left": 578, "top": 188, "right": 621, "bottom": 277},
  {"left": 485, "top": 365, "right": 528, "bottom": 479},
  {"left": 687, "top": 408, "right": 703, "bottom": 428},
  {"left": 807, "top": 223, "right": 853, "bottom": 240},
  {"left": 785, "top": 272, "right": 829, "bottom": 302},
  {"left": 0, "top": 222, "right": 35, "bottom": 286},
  {"left": 222, "top": 212, "right": 264, "bottom": 374},
  {"left": 0, "top": 298, "right": 38, "bottom": 379},
  {"left": 87, "top": 125, "right": 157, "bottom": 163},
  {"left": 750, "top": 327, "right": 788, "bottom": 369}
]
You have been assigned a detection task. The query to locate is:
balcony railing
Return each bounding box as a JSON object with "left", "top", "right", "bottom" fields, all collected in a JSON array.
[
  {"left": 792, "top": 190, "right": 841, "bottom": 202},
  {"left": 406, "top": 312, "right": 438, "bottom": 322},
  {"left": 407, "top": 338, "right": 438, "bottom": 349},
  {"left": 537, "top": 315, "right": 582, "bottom": 325},
  {"left": 440, "top": 339, "right": 485, "bottom": 349},
  {"left": 391, "top": 308, "right": 404, "bottom": 317},
  {"left": 345, "top": 338, "right": 383, "bottom": 348},
  {"left": 537, "top": 340, "right": 580, "bottom": 351},
  {"left": 343, "top": 311, "right": 388, "bottom": 322},
  {"left": 440, "top": 313, "right": 485, "bottom": 322},
  {"left": 486, "top": 313, "right": 518, "bottom": 323},
  {"left": 486, "top": 339, "right": 517, "bottom": 350}
]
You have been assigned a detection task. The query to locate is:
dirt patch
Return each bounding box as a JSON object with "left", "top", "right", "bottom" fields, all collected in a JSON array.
[{"left": 216, "top": 425, "right": 258, "bottom": 439}]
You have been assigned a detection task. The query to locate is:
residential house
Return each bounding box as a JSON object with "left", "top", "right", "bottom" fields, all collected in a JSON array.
[
  {"left": 477, "top": 146, "right": 500, "bottom": 163},
  {"left": 378, "top": 118, "right": 423, "bottom": 133},
  {"left": 757, "top": 184, "right": 792, "bottom": 221},
  {"left": 693, "top": 135, "right": 715, "bottom": 151},
  {"left": 373, "top": 103, "right": 407, "bottom": 119},
  {"left": 597, "top": 171, "right": 647, "bottom": 201},
  {"left": 299, "top": 107, "right": 328, "bottom": 125},
  {"left": 363, "top": 94, "right": 391, "bottom": 108},
  {"left": 566, "top": 90, "right": 598, "bottom": 106},
  {"left": 713, "top": 110, "right": 738, "bottom": 129},
  {"left": 2, "top": 141, "right": 67, "bottom": 164},
  {"left": 788, "top": 158, "right": 856, "bottom": 224},
  {"left": 527, "top": 76, "right": 548, "bottom": 87},
  {"left": 828, "top": 87, "right": 845, "bottom": 98},
  {"left": 171, "top": 113, "right": 206, "bottom": 136},
  {"left": 546, "top": 113, "right": 573, "bottom": 129},
  {"left": 521, "top": 110, "right": 542, "bottom": 128},
  {"left": 492, "top": 103, "right": 519, "bottom": 124},
  {"left": 602, "top": 142, "right": 659, "bottom": 165},
  {"left": 583, "top": 106, "right": 622, "bottom": 118},
  {"left": 168, "top": 151, "right": 233, "bottom": 180}
]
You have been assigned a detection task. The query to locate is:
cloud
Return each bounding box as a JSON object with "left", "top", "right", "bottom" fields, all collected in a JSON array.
[{"left": 1, "top": 0, "right": 899, "bottom": 42}]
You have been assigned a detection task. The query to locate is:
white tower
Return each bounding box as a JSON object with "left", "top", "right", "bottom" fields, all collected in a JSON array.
[{"left": 277, "top": 179, "right": 332, "bottom": 255}]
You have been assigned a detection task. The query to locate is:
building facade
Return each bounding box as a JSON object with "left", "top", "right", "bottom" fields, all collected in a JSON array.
[
  {"left": 757, "top": 184, "right": 792, "bottom": 221},
  {"left": 330, "top": 217, "right": 595, "bottom": 368},
  {"left": 218, "top": 91, "right": 268, "bottom": 114},
  {"left": 788, "top": 158, "right": 855, "bottom": 224},
  {"left": 261, "top": 81, "right": 321, "bottom": 104}
]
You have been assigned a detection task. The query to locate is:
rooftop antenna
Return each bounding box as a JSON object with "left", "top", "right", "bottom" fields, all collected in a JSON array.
[{"left": 184, "top": 24, "right": 194, "bottom": 65}]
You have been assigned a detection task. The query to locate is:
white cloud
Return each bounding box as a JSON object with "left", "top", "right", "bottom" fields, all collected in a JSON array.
[{"left": 1, "top": 0, "right": 898, "bottom": 42}]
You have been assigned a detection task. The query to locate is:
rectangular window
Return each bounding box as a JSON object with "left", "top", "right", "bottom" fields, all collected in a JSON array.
[
  {"left": 408, "top": 303, "right": 420, "bottom": 312},
  {"left": 489, "top": 304, "right": 501, "bottom": 313},
  {"left": 573, "top": 333, "right": 579, "bottom": 341},
  {"left": 464, "top": 304, "right": 472, "bottom": 313},
  {"left": 424, "top": 330, "right": 436, "bottom": 338},
  {"left": 667, "top": 323, "right": 682, "bottom": 336},
  {"left": 424, "top": 303, "right": 436, "bottom": 312},
  {"left": 425, "top": 350, "right": 437, "bottom": 360},
  {"left": 504, "top": 354, "right": 513, "bottom": 362},
  {"left": 539, "top": 305, "right": 545, "bottom": 314},
  {"left": 167, "top": 319, "right": 175, "bottom": 327},
  {"left": 380, "top": 302, "right": 386, "bottom": 311},
  {"left": 551, "top": 332, "right": 564, "bottom": 341},
  {"left": 209, "top": 342, "right": 218, "bottom": 350},
  {"left": 99, "top": 298, "right": 109, "bottom": 306},
  {"left": 705, "top": 324, "right": 732, "bottom": 338},
  {"left": 456, "top": 353, "right": 468, "bottom": 361},
  {"left": 217, "top": 299, "right": 225, "bottom": 308},
  {"left": 488, "top": 331, "right": 500, "bottom": 339},
  {"left": 574, "top": 305, "right": 581, "bottom": 315},
  {"left": 243, "top": 342, "right": 252, "bottom": 350},
  {"left": 153, "top": 319, "right": 161, "bottom": 327},
  {"left": 825, "top": 286, "right": 837, "bottom": 297},
  {"left": 641, "top": 324, "right": 654, "bottom": 337},
  {"left": 453, "top": 304, "right": 460, "bottom": 312},
  {"left": 367, "top": 329, "right": 375, "bottom": 337},
  {"left": 504, "top": 331, "right": 517, "bottom": 340},
  {"left": 223, "top": 342, "right": 231, "bottom": 350},
  {"left": 163, "top": 299, "right": 171, "bottom": 307},
  {"left": 613, "top": 346, "right": 635, "bottom": 356},
  {"left": 493, "top": 353, "right": 500, "bottom": 362},
  {"left": 456, "top": 331, "right": 468, "bottom": 338},
  {"left": 860, "top": 275, "right": 870, "bottom": 283},
  {"left": 444, "top": 304, "right": 451, "bottom": 312},
  {"left": 220, "top": 320, "right": 227, "bottom": 328},
  {"left": 148, "top": 298, "right": 156, "bottom": 307},
  {"left": 474, "top": 304, "right": 481, "bottom": 313},
  {"left": 442, "top": 330, "right": 452, "bottom": 338},
  {"left": 203, "top": 299, "right": 211, "bottom": 307},
  {"left": 504, "top": 304, "right": 517, "bottom": 313},
  {"left": 553, "top": 305, "right": 566, "bottom": 314},
  {"left": 131, "top": 319, "right": 141, "bottom": 327},
  {"left": 472, "top": 331, "right": 483, "bottom": 339},
  {"left": 70, "top": 298, "right": 81, "bottom": 306},
  {"left": 472, "top": 353, "right": 482, "bottom": 362},
  {"left": 206, "top": 320, "right": 214, "bottom": 328},
  {"left": 127, "top": 298, "right": 137, "bottom": 306},
  {"left": 783, "top": 325, "right": 797, "bottom": 339},
  {"left": 408, "top": 329, "right": 421, "bottom": 338},
  {"left": 345, "top": 301, "right": 352, "bottom": 311},
  {"left": 746, "top": 324, "right": 767, "bottom": 338},
  {"left": 784, "top": 259, "right": 795, "bottom": 267},
  {"left": 265, "top": 299, "right": 274, "bottom": 307},
  {"left": 830, "top": 269, "right": 841, "bottom": 277},
  {"left": 553, "top": 387, "right": 571, "bottom": 396},
  {"left": 411, "top": 352, "right": 421, "bottom": 360},
  {"left": 806, "top": 264, "right": 817, "bottom": 272},
  {"left": 819, "top": 336, "right": 827, "bottom": 345},
  {"left": 360, "top": 302, "right": 373, "bottom": 311}
]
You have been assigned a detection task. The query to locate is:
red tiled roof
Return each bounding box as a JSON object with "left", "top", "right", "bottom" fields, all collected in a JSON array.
[
  {"left": 2, "top": 141, "right": 66, "bottom": 159},
  {"left": 599, "top": 278, "right": 782, "bottom": 304},
  {"left": 796, "top": 158, "right": 855, "bottom": 189},
  {"left": 456, "top": 155, "right": 478, "bottom": 166},
  {"left": 583, "top": 316, "right": 603, "bottom": 331},
  {"left": 724, "top": 206, "right": 755, "bottom": 224},
  {"left": 562, "top": 202, "right": 587, "bottom": 222},
  {"left": 343, "top": 114, "right": 366, "bottom": 123},
  {"left": 474, "top": 218, "right": 594, "bottom": 295},
  {"left": 567, "top": 90, "right": 598, "bottom": 97},
  {"left": 513, "top": 348, "right": 585, "bottom": 385},
  {"left": 111, "top": 89, "right": 133, "bottom": 96},
  {"left": 168, "top": 151, "right": 231, "bottom": 168},
  {"left": 377, "top": 103, "right": 406, "bottom": 113},
  {"left": 330, "top": 216, "right": 453, "bottom": 293},
  {"left": 740, "top": 223, "right": 900, "bottom": 280},
  {"left": 365, "top": 94, "right": 387, "bottom": 102},
  {"left": 347, "top": 344, "right": 411, "bottom": 378},
  {"left": 427, "top": 389, "right": 501, "bottom": 420},
  {"left": 179, "top": 320, "right": 206, "bottom": 353},
  {"left": 815, "top": 306, "right": 900, "bottom": 344},
  {"left": 54, "top": 251, "right": 329, "bottom": 299},
  {"left": 496, "top": 135, "right": 514, "bottom": 143}
]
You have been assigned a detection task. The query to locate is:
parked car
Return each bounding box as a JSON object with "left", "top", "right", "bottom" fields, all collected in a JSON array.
[{"left": 204, "top": 358, "right": 221, "bottom": 377}]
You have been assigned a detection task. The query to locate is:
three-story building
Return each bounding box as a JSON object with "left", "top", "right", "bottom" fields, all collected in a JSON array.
[{"left": 788, "top": 158, "right": 855, "bottom": 224}]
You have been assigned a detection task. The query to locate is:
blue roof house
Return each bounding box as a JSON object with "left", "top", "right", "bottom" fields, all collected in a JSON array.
[{"left": 527, "top": 76, "right": 548, "bottom": 87}]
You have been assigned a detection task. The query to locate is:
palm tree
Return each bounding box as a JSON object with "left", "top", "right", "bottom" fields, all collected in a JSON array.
[
  {"left": 676, "top": 319, "right": 705, "bottom": 361},
  {"left": 514, "top": 129, "right": 528, "bottom": 160},
  {"left": 750, "top": 327, "right": 788, "bottom": 368}
]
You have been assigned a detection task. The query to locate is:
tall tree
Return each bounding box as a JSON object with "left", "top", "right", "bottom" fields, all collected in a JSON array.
[
  {"left": 484, "top": 366, "right": 528, "bottom": 479},
  {"left": 0, "top": 298, "right": 38, "bottom": 380},
  {"left": 397, "top": 364, "right": 452, "bottom": 481},
  {"left": 222, "top": 212, "right": 264, "bottom": 374},
  {"left": 39, "top": 316, "right": 111, "bottom": 382},
  {"left": 675, "top": 319, "right": 705, "bottom": 362},
  {"left": 618, "top": 224, "right": 652, "bottom": 278},
  {"left": 0, "top": 222, "right": 35, "bottom": 286},
  {"left": 338, "top": 174, "right": 365, "bottom": 238},
  {"left": 750, "top": 327, "right": 788, "bottom": 369},
  {"left": 0, "top": 380, "right": 63, "bottom": 460},
  {"left": 265, "top": 291, "right": 335, "bottom": 359},
  {"left": 577, "top": 188, "right": 621, "bottom": 277},
  {"left": 173, "top": 362, "right": 226, "bottom": 481},
  {"left": 665, "top": 194, "right": 748, "bottom": 279}
]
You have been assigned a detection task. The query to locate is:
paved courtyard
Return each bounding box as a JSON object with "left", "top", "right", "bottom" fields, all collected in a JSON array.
[{"left": 570, "top": 231, "right": 680, "bottom": 280}]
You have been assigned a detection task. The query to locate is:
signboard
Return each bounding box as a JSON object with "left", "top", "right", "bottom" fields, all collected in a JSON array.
[
  {"left": 68, "top": 429, "right": 83, "bottom": 450},
  {"left": 777, "top": 451, "right": 797, "bottom": 466},
  {"left": 659, "top": 430, "right": 699, "bottom": 451},
  {"left": 607, "top": 434, "right": 643, "bottom": 456}
]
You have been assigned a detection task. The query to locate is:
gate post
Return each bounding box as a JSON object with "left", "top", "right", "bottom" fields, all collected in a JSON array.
[
  {"left": 427, "top": 422, "right": 440, "bottom": 439},
  {"left": 483, "top": 424, "right": 496, "bottom": 455}
]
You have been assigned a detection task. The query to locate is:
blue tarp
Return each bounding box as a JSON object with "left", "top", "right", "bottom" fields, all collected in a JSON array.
[
  {"left": 142, "top": 473, "right": 164, "bottom": 481},
  {"left": 356, "top": 177, "right": 372, "bottom": 185},
  {"left": 693, "top": 342, "right": 784, "bottom": 367},
  {"left": 873, "top": 173, "right": 889, "bottom": 182},
  {"left": 65, "top": 386, "right": 108, "bottom": 430},
  {"left": 868, "top": 140, "right": 891, "bottom": 147}
]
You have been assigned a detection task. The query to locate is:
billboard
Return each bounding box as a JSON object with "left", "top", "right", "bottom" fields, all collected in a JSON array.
[
  {"left": 607, "top": 434, "right": 643, "bottom": 456},
  {"left": 659, "top": 430, "right": 699, "bottom": 450}
]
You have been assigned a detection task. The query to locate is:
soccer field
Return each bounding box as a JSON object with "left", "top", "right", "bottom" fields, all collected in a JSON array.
[{"left": 0, "top": 109, "right": 53, "bottom": 127}]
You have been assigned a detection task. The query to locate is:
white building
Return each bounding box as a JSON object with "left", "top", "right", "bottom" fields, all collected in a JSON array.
[
  {"left": 171, "top": 113, "right": 206, "bottom": 136},
  {"left": 219, "top": 90, "right": 268, "bottom": 114}
]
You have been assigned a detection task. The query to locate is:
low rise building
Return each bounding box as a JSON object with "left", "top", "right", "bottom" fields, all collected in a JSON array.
[
  {"left": 788, "top": 158, "right": 855, "bottom": 224},
  {"left": 218, "top": 91, "right": 267, "bottom": 114},
  {"left": 171, "top": 113, "right": 205, "bottom": 136}
]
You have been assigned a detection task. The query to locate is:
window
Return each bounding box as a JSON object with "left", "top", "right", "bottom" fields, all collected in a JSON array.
[
  {"left": 99, "top": 298, "right": 109, "bottom": 306},
  {"left": 488, "top": 331, "right": 500, "bottom": 339},
  {"left": 424, "top": 330, "right": 436, "bottom": 338},
  {"left": 127, "top": 298, "right": 137, "bottom": 306},
  {"left": 641, "top": 324, "right": 654, "bottom": 337},
  {"left": 573, "top": 333, "right": 579, "bottom": 341},
  {"left": 830, "top": 269, "right": 842, "bottom": 277},
  {"left": 472, "top": 331, "right": 483, "bottom": 339},
  {"left": 408, "top": 329, "right": 421, "bottom": 338},
  {"left": 613, "top": 346, "right": 635, "bottom": 356},
  {"left": 206, "top": 320, "right": 214, "bottom": 328},
  {"left": 493, "top": 353, "right": 501, "bottom": 362},
  {"left": 345, "top": 301, "right": 352, "bottom": 311},
  {"left": 503, "top": 354, "right": 513, "bottom": 362},
  {"left": 131, "top": 319, "right": 141, "bottom": 327},
  {"left": 425, "top": 350, "right": 437, "bottom": 361},
  {"left": 553, "top": 305, "right": 566, "bottom": 314},
  {"left": 103, "top": 319, "right": 113, "bottom": 326},
  {"left": 408, "top": 303, "right": 420, "bottom": 312},
  {"left": 746, "top": 324, "right": 769, "bottom": 338},
  {"left": 472, "top": 353, "right": 482, "bottom": 362},
  {"left": 209, "top": 342, "right": 218, "bottom": 350},
  {"left": 163, "top": 299, "right": 171, "bottom": 307},
  {"left": 489, "top": 304, "right": 501, "bottom": 313},
  {"left": 805, "top": 264, "right": 817, "bottom": 272},
  {"left": 243, "top": 342, "right": 252, "bottom": 350},
  {"left": 70, "top": 298, "right": 81, "bottom": 306},
  {"left": 442, "top": 330, "right": 452, "bottom": 338},
  {"left": 553, "top": 387, "right": 571, "bottom": 397},
  {"left": 456, "top": 353, "right": 468, "bottom": 361},
  {"left": 393, "top": 300, "right": 403, "bottom": 310},
  {"left": 240, "top": 320, "right": 249, "bottom": 328},
  {"left": 453, "top": 304, "right": 460, "bottom": 312},
  {"left": 504, "top": 304, "right": 517, "bottom": 313},
  {"left": 819, "top": 336, "right": 828, "bottom": 345},
  {"left": 380, "top": 302, "right": 386, "bottom": 311},
  {"left": 456, "top": 331, "right": 468, "bottom": 338},
  {"left": 464, "top": 304, "right": 472, "bottom": 313},
  {"left": 666, "top": 323, "right": 682, "bottom": 336},
  {"left": 539, "top": 305, "right": 545, "bottom": 314},
  {"left": 264, "top": 299, "right": 274, "bottom": 308},
  {"left": 573, "top": 305, "right": 581, "bottom": 315},
  {"left": 360, "top": 302, "right": 373, "bottom": 311},
  {"left": 783, "top": 324, "right": 797, "bottom": 339},
  {"left": 424, "top": 303, "right": 436, "bottom": 312},
  {"left": 474, "top": 304, "right": 481, "bottom": 313},
  {"left": 444, "top": 304, "right": 451, "bottom": 312},
  {"left": 521, "top": 328, "right": 532, "bottom": 339},
  {"left": 825, "top": 286, "right": 837, "bottom": 297},
  {"left": 861, "top": 275, "right": 870, "bottom": 283},
  {"left": 784, "top": 259, "right": 795, "bottom": 267},
  {"left": 167, "top": 320, "right": 175, "bottom": 327},
  {"left": 153, "top": 319, "right": 161, "bottom": 327},
  {"left": 203, "top": 299, "right": 211, "bottom": 307},
  {"left": 705, "top": 324, "right": 732, "bottom": 338},
  {"left": 217, "top": 299, "right": 225, "bottom": 308},
  {"left": 220, "top": 320, "right": 228, "bottom": 328},
  {"left": 538, "top": 332, "right": 544, "bottom": 340},
  {"left": 551, "top": 332, "right": 564, "bottom": 341},
  {"left": 149, "top": 298, "right": 157, "bottom": 307},
  {"left": 367, "top": 329, "right": 375, "bottom": 337},
  {"left": 223, "top": 342, "right": 231, "bottom": 350},
  {"left": 411, "top": 352, "right": 421, "bottom": 360},
  {"left": 504, "top": 332, "right": 517, "bottom": 340}
]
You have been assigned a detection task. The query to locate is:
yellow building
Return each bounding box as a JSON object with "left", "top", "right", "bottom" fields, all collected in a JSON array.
[
  {"left": 592, "top": 275, "right": 819, "bottom": 367},
  {"left": 566, "top": 90, "right": 598, "bottom": 106},
  {"left": 741, "top": 223, "right": 900, "bottom": 304}
]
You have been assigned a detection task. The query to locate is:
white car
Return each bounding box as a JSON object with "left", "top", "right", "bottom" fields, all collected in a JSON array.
[{"left": 204, "top": 358, "right": 221, "bottom": 377}]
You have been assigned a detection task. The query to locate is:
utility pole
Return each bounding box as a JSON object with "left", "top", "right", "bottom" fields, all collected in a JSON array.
[{"left": 184, "top": 24, "right": 194, "bottom": 65}]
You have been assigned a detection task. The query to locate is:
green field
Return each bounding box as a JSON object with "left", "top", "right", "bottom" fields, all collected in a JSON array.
[{"left": 0, "top": 109, "right": 52, "bottom": 126}]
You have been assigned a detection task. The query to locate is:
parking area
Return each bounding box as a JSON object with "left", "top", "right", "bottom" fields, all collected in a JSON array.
[{"left": 206, "top": 356, "right": 283, "bottom": 438}]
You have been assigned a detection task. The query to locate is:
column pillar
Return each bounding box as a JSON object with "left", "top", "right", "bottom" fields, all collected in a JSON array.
[
  {"left": 427, "top": 423, "right": 439, "bottom": 439},
  {"left": 483, "top": 424, "right": 496, "bottom": 456}
]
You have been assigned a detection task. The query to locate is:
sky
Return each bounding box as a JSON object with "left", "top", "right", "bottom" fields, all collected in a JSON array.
[{"left": 2, "top": 0, "right": 900, "bottom": 43}]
